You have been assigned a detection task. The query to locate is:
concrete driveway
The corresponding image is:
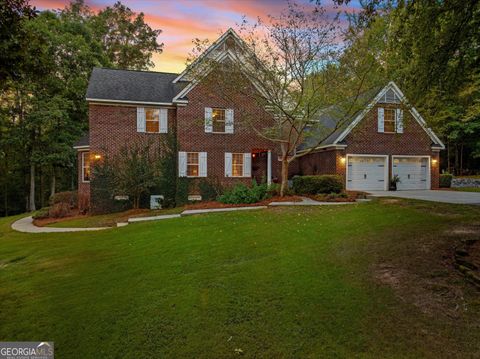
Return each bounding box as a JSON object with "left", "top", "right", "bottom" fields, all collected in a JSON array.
[{"left": 367, "top": 190, "right": 480, "bottom": 205}]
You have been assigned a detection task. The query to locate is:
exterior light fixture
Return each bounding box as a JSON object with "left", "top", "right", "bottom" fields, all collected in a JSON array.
[
  {"left": 432, "top": 159, "right": 438, "bottom": 165},
  {"left": 94, "top": 154, "right": 102, "bottom": 160},
  {"left": 340, "top": 156, "right": 346, "bottom": 164}
]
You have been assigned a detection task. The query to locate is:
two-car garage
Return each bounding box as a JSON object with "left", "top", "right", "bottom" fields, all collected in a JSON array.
[{"left": 346, "top": 155, "right": 430, "bottom": 191}]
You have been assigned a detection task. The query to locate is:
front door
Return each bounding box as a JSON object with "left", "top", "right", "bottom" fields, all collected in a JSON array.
[{"left": 252, "top": 150, "right": 268, "bottom": 184}]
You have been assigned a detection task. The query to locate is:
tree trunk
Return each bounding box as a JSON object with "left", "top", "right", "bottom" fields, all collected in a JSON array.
[
  {"left": 4, "top": 181, "right": 7, "bottom": 217},
  {"left": 40, "top": 168, "right": 45, "bottom": 208},
  {"left": 280, "top": 158, "right": 289, "bottom": 197},
  {"left": 51, "top": 167, "right": 56, "bottom": 198},
  {"left": 29, "top": 163, "right": 36, "bottom": 212}
]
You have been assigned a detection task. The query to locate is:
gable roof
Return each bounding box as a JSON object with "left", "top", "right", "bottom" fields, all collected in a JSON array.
[
  {"left": 298, "top": 82, "right": 445, "bottom": 151},
  {"left": 86, "top": 68, "right": 187, "bottom": 105}
]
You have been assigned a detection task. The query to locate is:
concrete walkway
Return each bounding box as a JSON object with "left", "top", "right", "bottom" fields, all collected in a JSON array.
[
  {"left": 367, "top": 190, "right": 480, "bottom": 205},
  {"left": 182, "top": 206, "right": 267, "bottom": 216},
  {"left": 11, "top": 216, "right": 109, "bottom": 233},
  {"left": 269, "top": 197, "right": 358, "bottom": 206}
]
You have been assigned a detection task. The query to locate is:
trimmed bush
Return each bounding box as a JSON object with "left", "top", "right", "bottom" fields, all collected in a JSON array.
[
  {"left": 440, "top": 173, "right": 453, "bottom": 188},
  {"left": 50, "top": 191, "right": 77, "bottom": 208},
  {"left": 49, "top": 203, "right": 71, "bottom": 218},
  {"left": 292, "top": 175, "right": 343, "bottom": 195},
  {"left": 218, "top": 181, "right": 271, "bottom": 204}
]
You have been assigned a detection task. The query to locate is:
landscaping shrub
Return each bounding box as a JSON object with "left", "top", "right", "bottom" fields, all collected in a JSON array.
[
  {"left": 49, "top": 203, "right": 71, "bottom": 218},
  {"left": 33, "top": 207, "right": 50, "bottom": 220},
  {"left": 218, "top": 181, "right": 271, "bottom": 204},
  {"left": 50, "top": 191, "right": 77, "bottom": 208},
  {"left": 440, "top": 173, "right": 453, "bottom": 188},
  {"left": 199, "top": 178, "right": 223, "bottom": 201},
  {"left": 292, "top": 175, "right": 343, "bottom": 195}
]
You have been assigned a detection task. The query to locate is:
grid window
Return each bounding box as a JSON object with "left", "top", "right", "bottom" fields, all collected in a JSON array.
[
  {"left": 146, "top": 108, "right": 160, "bottom": 133},
  {"left": 212, "top": 108, "right": 226, "bottom": 132},
  {"left": 187, "top": 152, "right": 199, "bottom": 177},
  {"left": 82, "top": 152, "right": 91, "bottom": 182},
  {"left": 232, "top": 153, "right": 244, "bottom": 177},
  {"left": 384, "top": 108, "right": 396, "bottom": 133}
]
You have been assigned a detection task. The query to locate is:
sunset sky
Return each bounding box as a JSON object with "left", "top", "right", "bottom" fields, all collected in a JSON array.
[{"left": 31, "top": 0, "right": 360, "bottom": 73}]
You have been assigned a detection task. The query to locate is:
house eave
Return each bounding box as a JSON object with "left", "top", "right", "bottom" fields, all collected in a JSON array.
[{"left": 86, "top": 98, "right": 174, "bottom": 106}]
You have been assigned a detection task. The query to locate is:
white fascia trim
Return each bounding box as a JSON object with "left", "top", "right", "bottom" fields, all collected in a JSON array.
[
  {"left": 346, "top": 154, "right": 389, "bottom": 191},
  {"left": 86, "top": 98, "right": 174, "bottom": 106},
  {"left": 73, "top": 145, "right": 90, "bottom": 150},
  {"left": 334, "top": 81, "right": 445, "bottom": 150},
  {"left": 296, "top": 144, "right": 347, "bottom": 154},
  {"left": 173, "top": 28, "right": 244, "bottom": 83}
]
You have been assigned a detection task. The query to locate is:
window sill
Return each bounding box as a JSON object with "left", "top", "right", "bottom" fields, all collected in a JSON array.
[
  {"left": 379, "top": 131, "right": 398, "bottom": 134},
  {"left": 82, "top": 180, "right": 90, "bottom": 184}
]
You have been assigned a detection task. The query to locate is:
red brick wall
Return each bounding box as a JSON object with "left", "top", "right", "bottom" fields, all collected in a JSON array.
[
  {"left": 297, "top": 103, "right": 441, "bottom": 189},
  {"left": 176, "top": 73, "right": 281, "bottom": 190},
  {"left": 297, "top": 149, "right": 345, "bottom": 177}
]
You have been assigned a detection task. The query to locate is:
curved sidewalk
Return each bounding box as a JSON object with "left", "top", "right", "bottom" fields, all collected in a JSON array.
[{"left": 11, "top": 216, "right": 109, "bottom": 233}]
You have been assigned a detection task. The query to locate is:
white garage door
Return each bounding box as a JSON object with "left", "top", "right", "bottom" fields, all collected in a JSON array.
[
  {"left": 347, "top": 156, "right": 387, "bottom": 191},
  {"left": 392, "top": 157, "right": 429, "bottom": 190}
]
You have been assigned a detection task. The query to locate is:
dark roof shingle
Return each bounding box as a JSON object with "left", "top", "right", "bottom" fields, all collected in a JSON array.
[{"left": 86, "top": 68, "right": 187, "bottom": 103}]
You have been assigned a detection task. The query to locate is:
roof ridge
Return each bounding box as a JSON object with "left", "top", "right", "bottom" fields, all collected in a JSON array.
[{"left": 93, "top": 67, "right": 180, "bottom": 76}]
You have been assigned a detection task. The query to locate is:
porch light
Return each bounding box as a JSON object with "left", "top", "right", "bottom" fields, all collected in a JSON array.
[
  {"left": 93, "top": 154, "right": 102, "bottom": 160},
  {"left": 432, "top": 159, "right": 438, "bottom": 165},
  {"left": 340, "top": 156, "right": 346, "bottom": 164}
]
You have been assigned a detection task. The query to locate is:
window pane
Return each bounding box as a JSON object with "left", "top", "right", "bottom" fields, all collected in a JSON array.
[
  {"left": 232, "top": 154, "right": 243, "bottom": 176},
  {"left": 187, "top": 165, "right": 198, "bottom": 176},
  {"left": 146, "top": 109, "right": 159, "bottom": 133},
  {"left": 384, "top": 109, "right": 395, "bottom": 132},
  {"left": 212, "top": 108, "right": 225, "bottom": 132},
  {"left": 83, "top": 152, "right": 91, "bottom": 181},
  {"left": 187, "top": 152, "right": 199, "bottom": 164}
]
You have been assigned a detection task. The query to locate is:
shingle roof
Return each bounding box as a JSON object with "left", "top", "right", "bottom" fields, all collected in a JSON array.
[
  {"left": 298, "top": 87, "right": 381, "bottom": 151},
  {"left": 73, "top": 134, "right": 89, "bottom": 148},
  {"left": 86, "top": 68, "right": 187, "bottom": 104}
]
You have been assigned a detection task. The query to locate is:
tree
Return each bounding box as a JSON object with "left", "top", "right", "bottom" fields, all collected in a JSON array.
[
  {"left": 90, "top": 1, "right": 163, "bottom": 70},
  {"left": 114, "top": 145, "right": 158, "bottom": 209},
  {"left": 0, "top": 0, "right": 37, "bottom": 84},
  {"left": 188, "top": 2, "right": 381, "bottom": 195}
]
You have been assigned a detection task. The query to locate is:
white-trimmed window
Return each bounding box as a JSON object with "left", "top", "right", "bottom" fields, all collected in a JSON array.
[
  {"left": 82, "top": 152, "right": 91, "bottom": 183},
  {"left": 232, "top": 153, "right": 244, "bottom": 177},
  {"left": 187, "top": 152, "right": 199, "bottom": 177},
  {"left": 205, "top": 107, "right": 234, "bottom": 133},
  {"left": 178, "top": 151, "right": 207, "bottom": 177},
  {"left": 146, "top": 108, "right": 160, "bottom": 133},
  {"left": 384, "top": 108, "right": 395, "bottom": 133},
  {"left": 225, "top": 152, "right": 251, "bottom": 178}
]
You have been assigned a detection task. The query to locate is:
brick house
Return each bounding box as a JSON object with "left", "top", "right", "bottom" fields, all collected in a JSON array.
[{"left": 74, "top": 29, "right": 444, "bottom": 207}]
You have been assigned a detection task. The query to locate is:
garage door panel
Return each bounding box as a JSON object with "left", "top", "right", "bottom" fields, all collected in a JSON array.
[
  {"left": 347, "top": 156, "right": 386, "bottom": 191},
  {"left": 393, "top": 157, "right": 429, "bottom": 190}
]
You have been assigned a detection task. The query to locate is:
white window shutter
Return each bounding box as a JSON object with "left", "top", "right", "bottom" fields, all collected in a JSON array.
[
  {"left": 205, "top": 107, "right": 213, "bottom": 133},
  {"left": 225, "top": 109, "right": 234, "bottom": 133},
  {"left": 199, "top": 152, "right": 207, "bottom": 177},
  {"left": 225, "top": 152, "right": 232, "bottom": 177},
  {"left": 395, "top": 108, "right": 404, "bottom": 133},
  {"left": 159, "top": 108, "right": 168, "bottom": 133},
  {"left": 243, "top": 153, "right": 251, "bottom": 177},
  {"left": 137, "top": 107, "right": 145, "bottom": 132},
  {"left": 178, "top": 152, "right": 187, "bottom": 177},
  {"left": 377, "top": 107, "right": 384, "bottom": 133}
]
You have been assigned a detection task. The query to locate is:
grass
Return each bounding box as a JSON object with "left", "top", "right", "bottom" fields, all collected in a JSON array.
[
  {"left": 1, "top": 200, "right": 480, "bottom": 358},
  {"left": 450, "top": 187, "right": 480, "bottom": 192}
]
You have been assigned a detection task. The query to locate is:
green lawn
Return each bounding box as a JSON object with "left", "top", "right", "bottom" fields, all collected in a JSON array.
[{"left": 1, "top": 200, "right": 480, "bottom": 358}]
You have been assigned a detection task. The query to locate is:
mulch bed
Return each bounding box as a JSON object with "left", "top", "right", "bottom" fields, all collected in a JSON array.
[
  {"left": 184, "top": 195, "right": 304, "bottom": 210},
  {"left": 308, "top": 191, "right": 366, "bottom": 203}
]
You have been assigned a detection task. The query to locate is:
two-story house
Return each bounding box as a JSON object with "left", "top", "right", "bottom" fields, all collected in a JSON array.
[{"left": 74, "top": 29, "right": 444, "bottom": 207}]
